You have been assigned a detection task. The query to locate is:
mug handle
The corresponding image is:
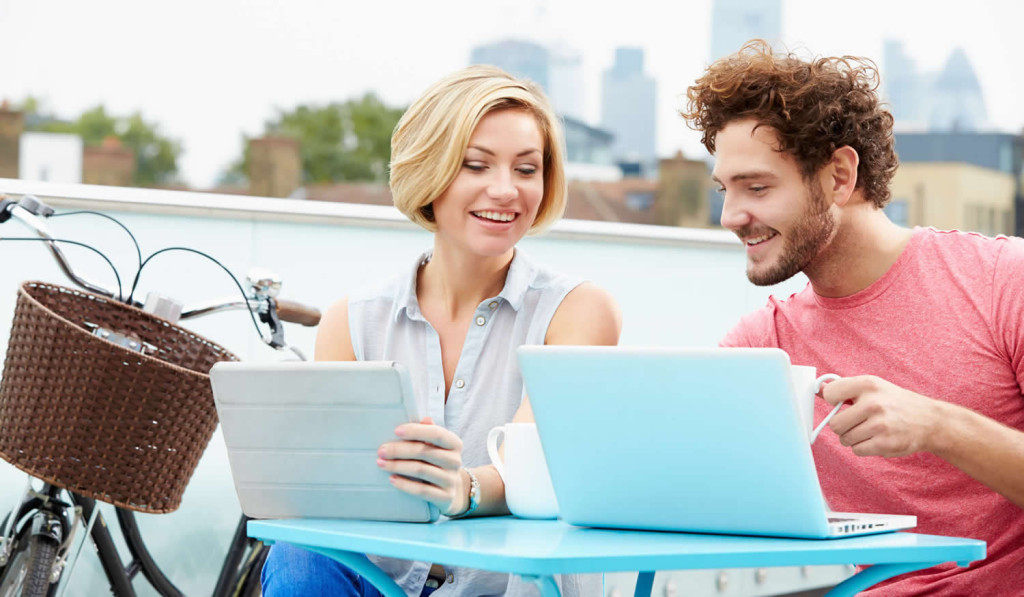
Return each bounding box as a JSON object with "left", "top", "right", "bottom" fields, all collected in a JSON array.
[
  {"left": 810, "top": 374, "right": 843, "bottom": 444},
  {"left": 486, "top": 426, "right": 507, "bottom": 480}
]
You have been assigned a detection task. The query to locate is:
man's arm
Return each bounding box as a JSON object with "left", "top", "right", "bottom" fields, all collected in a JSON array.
[{"left": 822, "top": 376, "right": 1024, "bottom": 509}]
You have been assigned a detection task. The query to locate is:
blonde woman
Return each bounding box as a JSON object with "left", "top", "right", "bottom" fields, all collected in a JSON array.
[{"left": 261, "top": 65, "right": 620, "bottom": 596}]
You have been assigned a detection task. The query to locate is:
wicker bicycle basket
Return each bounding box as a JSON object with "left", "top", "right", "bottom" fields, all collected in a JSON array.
[{"left": 0, "top": 281, "right": 238, "bottom": 513}]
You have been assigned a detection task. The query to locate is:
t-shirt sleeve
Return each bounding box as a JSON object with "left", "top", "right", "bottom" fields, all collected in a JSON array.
[
  {"left": 719, "top": 305, "right": 776, "bottom": 348},
  {"left": 992, "top": 236, "right": 1024, "bottom": 395}
]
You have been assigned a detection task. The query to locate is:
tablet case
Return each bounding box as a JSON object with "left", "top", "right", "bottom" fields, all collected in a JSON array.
[{"left": 210, "top": 360, "right": 440, "bottom": 522}]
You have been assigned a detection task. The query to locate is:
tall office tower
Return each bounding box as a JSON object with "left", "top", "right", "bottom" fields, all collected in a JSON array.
[
  {"left": 710, "top": 0, "right": 782, "bottom": 61},
  {"left": 929, "top": 48, "right": 987, "bottom": 132},
  {"left": 470, "top": 39, "right": 550, "bottom": 92},
  {"left": 883, "top": 40, "right": 927, "bottom": 126},
  {"left": 600, "top": 47, "right": 657, "bottom": 168},
  {"left": 547, "top": 44, "right": 586, "bottom": 122}
]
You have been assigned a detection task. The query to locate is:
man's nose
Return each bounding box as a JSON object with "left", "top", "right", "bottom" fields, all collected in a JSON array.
[{"left": 719, "top": 194, "right": 751, "bottom": 231}]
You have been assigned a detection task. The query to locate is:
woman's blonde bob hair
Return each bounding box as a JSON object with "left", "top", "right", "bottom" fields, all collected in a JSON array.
[{"left": 390, "top": 65, "right": 567, "bottom": 233}]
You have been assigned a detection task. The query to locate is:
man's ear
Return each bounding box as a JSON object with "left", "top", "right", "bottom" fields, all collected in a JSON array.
[{"left": 828, "top": 146, "right": 860, "bottom": 207}]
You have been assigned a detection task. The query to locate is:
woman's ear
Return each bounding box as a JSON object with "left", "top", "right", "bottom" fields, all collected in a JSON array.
[{"left": 828, "top": 146, "right": 860, "bottom": 207}]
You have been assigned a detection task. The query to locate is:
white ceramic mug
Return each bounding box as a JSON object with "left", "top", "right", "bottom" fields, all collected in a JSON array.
[
  {"left": 789, "top": 365, "right": 819, "bottom": 440},
  {"left": 486, "top": 422, "right": 559, "bottom": 519},
  {"left": 790, "top": 365, "right": 842, "bottom": 444}
]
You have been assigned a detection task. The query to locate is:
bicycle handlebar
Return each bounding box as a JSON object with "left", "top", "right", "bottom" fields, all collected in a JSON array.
[
  {"left": 275, "top": 299, "right": 322, "bottom": 327},
  {"left": 1, "top": 194, "right": 322, "bottom": 346},
  {"left": 2, "top": 198, "right": 121, "bottom": 301}
]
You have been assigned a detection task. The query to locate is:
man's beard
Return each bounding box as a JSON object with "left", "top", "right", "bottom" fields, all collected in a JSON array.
[{"left": 746, "top": 181, "right": 835, "bottom": 287}]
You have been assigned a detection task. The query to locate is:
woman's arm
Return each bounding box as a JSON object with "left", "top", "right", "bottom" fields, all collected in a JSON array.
[
  {"left": 314, "top": 298, "right": 356, "bottom": 361},
  {"left": 513, "top": 282, "right": 622, "bottom": 422}
]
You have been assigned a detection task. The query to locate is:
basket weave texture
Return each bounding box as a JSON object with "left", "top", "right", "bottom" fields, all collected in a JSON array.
[{"left": 0, "top": 281, "right": 238, "bottom": 513}]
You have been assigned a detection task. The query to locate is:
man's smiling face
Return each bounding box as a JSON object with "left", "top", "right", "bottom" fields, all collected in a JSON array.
[{"left": 713, "top": 118, "right": 835, "bottom": 286}]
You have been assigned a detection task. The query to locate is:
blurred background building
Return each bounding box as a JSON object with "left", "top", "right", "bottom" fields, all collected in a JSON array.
[
  {"left": 710, "top": 0, "right": 782, "bottom": 61},
  {"left": 601, "top": 47, "right": 657, "bottom": 177},
  {"left": 1, "top": 1, "right": 1021, "bottom": 238}
]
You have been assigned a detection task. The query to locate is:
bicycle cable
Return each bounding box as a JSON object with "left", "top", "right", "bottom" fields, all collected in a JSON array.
[
  {"left": 4, "top": 211, "right": 266, "bottom": 339},
  {"left": 0, "top": 237, "right": 124, "bottom": 300},
  {"left": 128, "top": 247, "right": 265, "bottom": 339},
  {"left": 49, "top": 211, "right": 143, "bottom": 278}
]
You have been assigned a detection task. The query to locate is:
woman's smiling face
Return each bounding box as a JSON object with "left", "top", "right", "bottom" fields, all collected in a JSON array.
[{"left": 430, "top": 108, "right": 545, "bottom": 258}]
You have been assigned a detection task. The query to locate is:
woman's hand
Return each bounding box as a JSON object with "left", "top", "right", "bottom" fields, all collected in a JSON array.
[{"left": 377, "top": 417, "right": 469, "bottom": 516}]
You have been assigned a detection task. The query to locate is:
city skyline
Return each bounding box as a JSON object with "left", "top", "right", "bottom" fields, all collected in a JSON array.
[{"left": 1, "top": 0, "right": 1021, "bottom": 188}]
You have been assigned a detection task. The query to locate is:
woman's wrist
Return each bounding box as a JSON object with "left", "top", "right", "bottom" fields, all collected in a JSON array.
[{"left": 448, "top": 468, "right": 480, "bottom": 518}]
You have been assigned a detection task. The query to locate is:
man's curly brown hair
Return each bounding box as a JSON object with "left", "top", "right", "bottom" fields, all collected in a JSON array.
[{"left": 682, "top": 40, "right": 899, "bottom": 208}]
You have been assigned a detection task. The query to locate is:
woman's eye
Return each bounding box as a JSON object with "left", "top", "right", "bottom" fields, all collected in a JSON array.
[
  {"left": 517, "top": 167, "right": 538, "bottom": 176},
  {"left": 463, "top": 162, "right": 485, "bottom": 172}
]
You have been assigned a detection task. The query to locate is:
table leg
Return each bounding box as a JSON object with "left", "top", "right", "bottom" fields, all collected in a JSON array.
[
  {"left": 304, "top": 546, "right": 407, "bottom": 597},
  {"left": 825, "top": 561, "right": 944, "bottom": 597},
  {"left": 522, "top": 574, "right": 562, "bottom": 597},
  {"left": 633, "top": 571, "right": 655, "bottom": 597}
]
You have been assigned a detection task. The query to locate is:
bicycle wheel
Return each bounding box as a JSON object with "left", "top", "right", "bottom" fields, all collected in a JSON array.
[{"left": 0, "top": 530, "right": 58, "bottom": 597}]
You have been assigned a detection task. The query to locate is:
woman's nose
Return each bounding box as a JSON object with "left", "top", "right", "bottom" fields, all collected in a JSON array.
[{"left": 487, "top": 172, "right": 518, "bottom": 201}]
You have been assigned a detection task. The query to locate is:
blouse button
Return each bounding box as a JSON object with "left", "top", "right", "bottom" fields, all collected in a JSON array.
[
  {"left": 488, "top": 301, "right": 498, "bottom": 310},
  {"left": 446, "top": 572, "right": 455, "bottom": 584},
  {"left": 475, "top": 316, "right": 486, "bottom": 326},
  {"left": 455, "top": 379, "right": 465, "bottom": 389}
]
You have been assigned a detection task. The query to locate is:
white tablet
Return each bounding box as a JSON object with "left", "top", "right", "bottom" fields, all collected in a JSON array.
[{"left": 209, "top": 360, "right": 440, "bottom": 522}]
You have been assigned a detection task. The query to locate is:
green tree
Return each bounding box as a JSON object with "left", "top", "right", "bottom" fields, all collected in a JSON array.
[
  {"left": 229, "top": 93, "right": 404, "bottom": 184},
  {"left": 22, "top": 101, "right": 181, "bottom": 186}
]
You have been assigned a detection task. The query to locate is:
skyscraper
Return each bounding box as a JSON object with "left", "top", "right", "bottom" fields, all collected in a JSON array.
[
  {"left": 470, "top": 40, "right": 550, "bottom": 91},
  {"left": 882, "top": 42, "right": 988, "bottom": 132},
  {"left": 883, "top": 40, "right": 927, "bottom": 125},
  {"left": 601, "top": 47, "right": 657, "bottom": 171},
  {"left": 547, "top": 44, "right": 586, "bottom": 122},
  {"left": 710, "top": 0, "right": 782, "bottom": 61},
  {"left": 929, "top": 48, "right": 987, "bottom": 131}
]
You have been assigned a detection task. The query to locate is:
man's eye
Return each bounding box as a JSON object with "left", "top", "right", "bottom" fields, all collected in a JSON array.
[
  {"left": 716, "top": 187, "right": 726, "bottom": 194},
  {"left": 750, "top": 186, "right": 768, "bottom": 193}
]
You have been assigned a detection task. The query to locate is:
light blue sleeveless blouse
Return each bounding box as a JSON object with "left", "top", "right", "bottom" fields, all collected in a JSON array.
[{"left": 347, "top": 248, "right": 599, "bottom": 596}]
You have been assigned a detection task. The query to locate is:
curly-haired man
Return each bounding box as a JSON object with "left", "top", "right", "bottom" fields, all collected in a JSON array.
[{"left": 683, "top": 40, "right": 1024, "bottom": 594}]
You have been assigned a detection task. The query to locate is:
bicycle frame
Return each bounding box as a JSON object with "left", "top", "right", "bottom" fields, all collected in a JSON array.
[{"left": 0, "top": 194, "right": 318, "bottom": 597}]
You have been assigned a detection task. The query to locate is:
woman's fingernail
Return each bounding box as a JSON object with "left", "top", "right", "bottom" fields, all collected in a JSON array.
[
  {"left": 377, "top": 458, "right": 386, "bottom": 468},
  {"left": 394, "top": 426, "right": 406, "bottom": 437}
]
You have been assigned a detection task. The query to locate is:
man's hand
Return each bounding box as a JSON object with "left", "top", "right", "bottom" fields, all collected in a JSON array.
[
  {"left": 821, "top": 375, "right": 944, "bottom": 458},
  {"left": 377, "top": 417, "right": 468, "bottom": 516}
]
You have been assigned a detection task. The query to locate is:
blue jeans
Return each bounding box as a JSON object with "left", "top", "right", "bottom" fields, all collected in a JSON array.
[{"left": 261, "top": 542, "right": 439, "bottom": 597}]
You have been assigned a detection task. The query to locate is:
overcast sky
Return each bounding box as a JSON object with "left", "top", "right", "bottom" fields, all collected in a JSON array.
[{"left": 2, "top": 0, "right": 1021, "bottom": 188}]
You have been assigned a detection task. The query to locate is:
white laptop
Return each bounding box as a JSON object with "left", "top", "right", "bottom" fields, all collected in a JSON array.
[
  {"left": 517, "top": 346, "right": 916, "bottom": 539},
  {"left": 209, "top": 361, "right": 440, "bottom": 522}
]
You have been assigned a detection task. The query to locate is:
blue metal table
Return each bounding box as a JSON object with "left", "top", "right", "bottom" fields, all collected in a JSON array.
[{"left": 248, "top": 517, "right": 985, "bottom": 597}]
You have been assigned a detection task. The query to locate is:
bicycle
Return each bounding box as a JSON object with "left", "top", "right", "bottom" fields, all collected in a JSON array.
[{"left": 0, "top": 193, "right": 321, "bottom": 597}]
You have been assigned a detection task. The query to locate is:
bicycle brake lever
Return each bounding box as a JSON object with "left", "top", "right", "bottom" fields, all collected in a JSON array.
[
  {"left": 0, "top": 197, "right": 15, "bottom": 223},
  {"left": 17, "top": 195, "right": 55, "bottom": 218},
  {"left": 259, "top": 298, "right": 287, "bottom": 349}
]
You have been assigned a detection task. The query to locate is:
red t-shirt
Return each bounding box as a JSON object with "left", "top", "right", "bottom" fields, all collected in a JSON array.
[{"left": 722, "top": 227, "right": 1024, "bottom": 595}]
